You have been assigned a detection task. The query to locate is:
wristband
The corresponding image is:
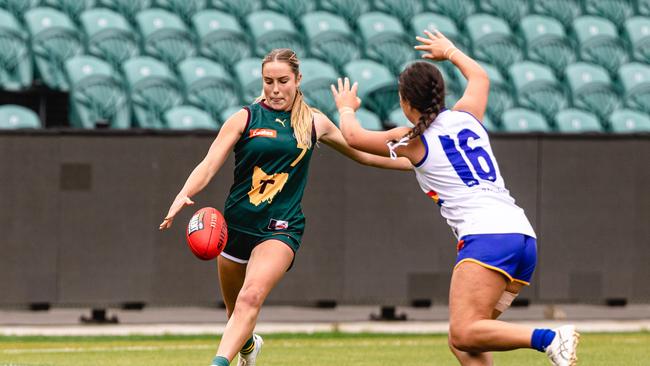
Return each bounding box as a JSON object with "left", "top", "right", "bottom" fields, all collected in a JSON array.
[
  {"left": 338, "top": 107, "right": 355, "bottom": 115},
  {"left": 447, "top": 48, "right": 459, "bottom": 61}
]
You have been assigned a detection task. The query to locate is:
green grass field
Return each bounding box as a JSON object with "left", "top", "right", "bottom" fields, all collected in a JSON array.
[{"left": 1, "top": 332, "right": 649, "bottom": 366}]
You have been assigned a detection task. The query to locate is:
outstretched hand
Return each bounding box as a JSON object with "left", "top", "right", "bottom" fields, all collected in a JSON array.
[
  {"left": 330, "top": 77, "right": 361, "bottom": 112},
  {"left": 414, "top": 30, "right": 457, "bottom": 61},
  {"left": 159, "top": 195, "right": 195, "bottom": 230}
]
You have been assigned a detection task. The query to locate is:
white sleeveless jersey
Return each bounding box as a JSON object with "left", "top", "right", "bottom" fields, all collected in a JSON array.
[{"left": 412, "top": 109, "right": 536, "bottom": 239}]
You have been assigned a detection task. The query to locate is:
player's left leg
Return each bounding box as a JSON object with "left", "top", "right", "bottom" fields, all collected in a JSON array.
[
  {"left": 448, "top": 261, "right": 534, "bottom": 353},
  {"left": 448, "top": 281, "right": 523, "bottom": 365},
  {"left": 212, "top": 240, "right": 294, "bottom": 364}
]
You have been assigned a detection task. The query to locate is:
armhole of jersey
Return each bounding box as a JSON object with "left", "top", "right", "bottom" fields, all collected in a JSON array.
[
  {"left": 456, "top": 109, "right": 489, "bottom": 134},
  {"left": 242, "top": 106, "right": 251, "bottom": 132},
  {"left": 414, "top": 134, "right": 429, "bottom": 168}
]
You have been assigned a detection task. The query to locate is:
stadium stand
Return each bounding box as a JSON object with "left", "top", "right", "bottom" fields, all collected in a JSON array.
[
  {"left": 0, "top": 0, "right": 648, "bottom": 133},
  {"left": 25, "top": 7, "right": 83, "bottom": 90},
  {"left": 0, "top": 9, "right": 32, "bottom": 90},
  {"left": 192, "top": 10, "right": 251, "bottom": 68},
  {"left": 358, "top": 12, "right": 414, "bottom": 75},
  {"left": 246, "top": 10, "right": 305, "bottom": 58},
  {"left": 64, "top": 55, "right": 130, "bottom": 128},
  {"left": 135, "top": 9, "right": 196, "bottom": 69},
  {"left": 301, "top": 11, "right": 361, "bottom": 72},
  {"left": 80, "top": 8, "right": 140, "bottom": 70},
  {"left": 178, "top": 57, "right": 239, "bottom": 122},
  {"left": 122, "top": 56, "right": 182, "bottom": 128}
]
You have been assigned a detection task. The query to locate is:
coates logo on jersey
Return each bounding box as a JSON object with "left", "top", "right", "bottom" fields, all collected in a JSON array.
[
  {"left": 250, "top": 129, "right": 277, "bottom": 138},
  {"left": 268, "top": 218, "right": 289, "bottom": 230}
]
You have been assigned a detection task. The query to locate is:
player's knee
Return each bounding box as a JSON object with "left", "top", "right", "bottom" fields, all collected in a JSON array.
[
  {"left": 449, "top": 326, "right": 478, "bottom": 353},
  {"left": 236, "top": 286, "right": 265, "bottom": 310}
]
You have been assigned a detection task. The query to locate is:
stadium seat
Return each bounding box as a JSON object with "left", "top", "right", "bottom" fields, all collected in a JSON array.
[
  {"left": 332, "top": 107, "right": 383, "bottom": 130},
  {"left": 246, "top": 11, "right": 305, "bottom": 58},
  {"left": 135, "top": 9, "right": 196, "bottom": 68},
  {"left": 155, "top": 0, "right": 206, "bottom": 25},
  {"left": 565, "top": 62, "right": 620, "bottom": 119},
  {"left": 80, "top": 9, "right": 140, "bottom": 70},
  {"left": 501, "top": 108, "right": 551, "bottom": 132},
  {"left": 411, "top": 13, "right": 467, "bottom": 53},
  {"left": 97, "top": 0, "right": 152, "bottom": 24},
  {"left": 422, "top": 0, "right": 476, "bottom": 28},
  {"left": 210, "top": 0, "right": 262, "bottom": 23},
  {"left": 372, "top": 0, "right": 424, "bottom": 31},
  {"left": 122, "top": 56, "right": 183, "bottom": 128},
  {"left": 453, "top": 61, "right": 513, "bottom": 121},
  {"left": 192, "top": 10, "right": 250, "bottom": 68},
  {"left": 519, "top": 15, "right": 576, "bottom": 76},
  {"left": 509, "top": 61, "right": 568, "bottom": 119},
  {"left": 387, "top": 107, "right": 410, "bottom": 128},
  {"left": 478, "top": 0, "right": 529, "bottom": 29},
  {"left": 344, "top": 60, "right": 399, "bottom": 119},
  {"left": 265, "top": 0, "right": 316, "bottom": 24},
  {"left": 357, "top": 12, "right": 414, "bottom": 75},
  {"left": 529, "top": 0, "right": 581, "bottom": 28},
  {"left": 582, "top": 0, "right": 634, "bottom": 28},
  {"left": 624, "top": 17, "right": 650, "bottom": 63},
  {"left": 0, "top": 0, "right": 41, "bottom": 20},
  {"left": 318, "top": 0, "right": 371, "bottom": 30},
  {"left": 41, "top": 0, "right": 94, "bottom": 24},
  {"left": 300, "top": 11, "right": 361, "bottom": 72},
  {"left": 571, "top": 16, "right": 628, "bottom": 75},
  {"left": 555, "top": 108, "right": 603, "bottom": 133},
  {"left": 0, "top": 105, "right": 41, "bottom": 129},
  {"left": 234, "top": 57, "right": 262, "bottom": 103},
  {"left": 164, "top": 105, "right": 219, "bottom": 129},
  {"left": 299, "top": 58, "right": 339, "bottom": 116},
  {"left": 178, "top": 57, "right": 239, "bottom": 122},
  {"left": 608, "top": 108, "right": 650, "bottom": 132},
  {"left": 344, "top": 59, "right": 398, "bottom": 121},
  {"left": 618, "top": 63, "right": 650, "bottom": 114},
  {"left": 25, "top": 7, "right": 83, "bottom": 90},
  {"left": 639, "top": 0, "right": 650, "bottom": 16},
  {"left": 64, "top": 55, "right": 130, "bottom": 129},
  {"left": 466, "top": 14, "right": 523, "bottom": 72},
  {"left": 0, "top": 9, "right": 32, "bottom": 90}
]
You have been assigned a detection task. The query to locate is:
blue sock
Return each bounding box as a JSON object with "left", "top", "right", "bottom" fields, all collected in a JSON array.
[
  {"left": 211, "top": 356, "right": 229, "bottom": 366},
  {"left": 531, "top": 328, "right": 556, "bottom": 352}
]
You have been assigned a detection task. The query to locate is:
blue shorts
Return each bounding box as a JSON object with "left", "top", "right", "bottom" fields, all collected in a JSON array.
[{"left": 454, "top": 233, "right": 537, "bottom": 285}]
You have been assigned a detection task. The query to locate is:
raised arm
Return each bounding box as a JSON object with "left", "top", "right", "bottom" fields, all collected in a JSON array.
[
  {"left": 315, "top": 112, "right": 412, "bottom": 171},
  {"left": 331, "top": 78, "right": 423, "bottom": 164},
  {"left": 159, "top": 109, "right": 247, "bottom": 229},
  {"left": 415, "top": 30, "right": 490, "bottom": 121}
]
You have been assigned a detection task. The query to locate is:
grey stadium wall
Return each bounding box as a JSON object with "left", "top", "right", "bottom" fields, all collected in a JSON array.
[{"left": 0, "top": 132, "right": 648, "bottom": 307}]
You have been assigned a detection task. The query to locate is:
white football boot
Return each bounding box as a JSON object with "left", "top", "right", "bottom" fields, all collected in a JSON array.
[
  {"left": 546, "top": 325, "right": 579, "bottom": 366},
  {"left": 237, "top": 334, "right": 263, "bottom": 366}
]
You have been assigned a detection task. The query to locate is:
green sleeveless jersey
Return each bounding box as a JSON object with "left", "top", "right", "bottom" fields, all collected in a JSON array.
[{"left": 224, "top": 101, "right": 315, "bottom": 236}]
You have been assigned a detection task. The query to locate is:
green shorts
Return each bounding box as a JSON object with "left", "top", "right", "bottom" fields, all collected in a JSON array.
[{"left": 221, "top": 228, "right": 301, "bottom": 266}]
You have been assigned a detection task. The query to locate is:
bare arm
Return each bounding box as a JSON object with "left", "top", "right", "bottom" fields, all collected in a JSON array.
[
  {"left": 415, "top": 30, "right": 489, "bottom": 121},
  {"left": 331, "top": 78, "right": 424, "bottom": 164},
  {"left": 159, "top": 109, "right": 247, "bottom": 229},
  {"left": 316, "top": 113, "right": 412, "bottom": 170}
]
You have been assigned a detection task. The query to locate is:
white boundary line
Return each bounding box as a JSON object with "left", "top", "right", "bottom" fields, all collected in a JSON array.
[{"left": 1, "top": 320, "right": 649, "bottom": 336}]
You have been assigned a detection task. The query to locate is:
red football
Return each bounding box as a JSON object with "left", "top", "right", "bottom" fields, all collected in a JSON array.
[{"left": 186, "top": 207, "right": 228, "bottom": 260}]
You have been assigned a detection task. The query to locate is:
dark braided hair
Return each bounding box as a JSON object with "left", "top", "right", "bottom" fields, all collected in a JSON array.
[{"left": 391, "top": 62, "right": 445, "bottom": 143}]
